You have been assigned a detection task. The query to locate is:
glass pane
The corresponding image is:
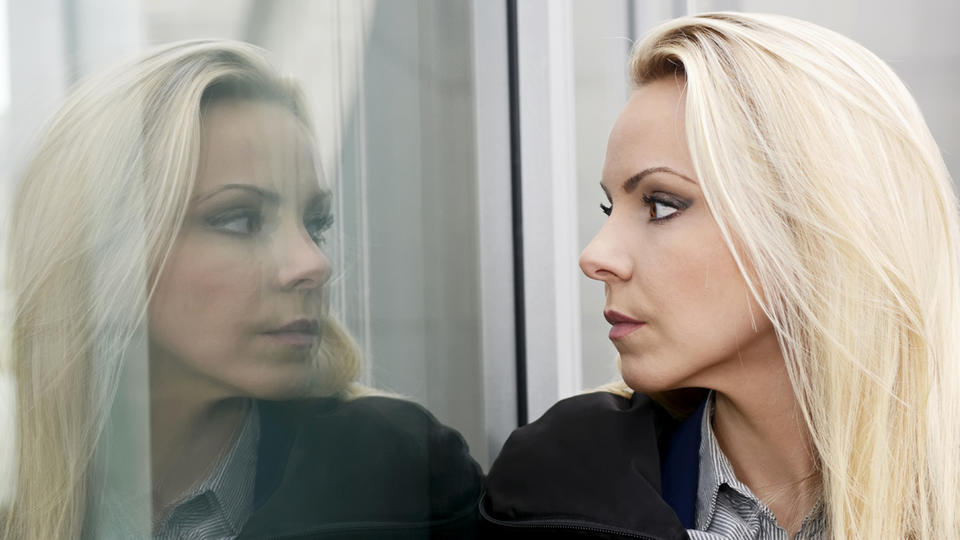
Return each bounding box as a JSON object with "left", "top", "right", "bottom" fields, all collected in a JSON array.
[{"left": 1, "top": 0, "right": 490, "bottom": 537}]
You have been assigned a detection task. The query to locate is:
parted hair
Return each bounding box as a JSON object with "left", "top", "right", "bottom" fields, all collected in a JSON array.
[
  {"left": 1, "top": 40, "right": 362, "bottom": 539},
  {"left": 624, "top": 12, "right": 960, "bottom": 539}
]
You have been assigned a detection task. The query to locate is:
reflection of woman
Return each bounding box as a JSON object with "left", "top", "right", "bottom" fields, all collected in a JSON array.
[
  {"left": 483, "top": 13, "right": 959, "bottom": 539},
  {"left": 3, "top": 41, "right": 481, "bottom": 539}
]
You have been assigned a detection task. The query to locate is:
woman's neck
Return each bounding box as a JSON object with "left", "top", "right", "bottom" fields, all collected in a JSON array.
[
  {"left": 148, "top": 361, "right": 248, "bottom": 518},
  {"left": 712, "top": 371, "right": 820, "bottom": 535}
]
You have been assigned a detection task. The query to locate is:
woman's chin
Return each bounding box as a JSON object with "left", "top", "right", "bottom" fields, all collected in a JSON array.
[
  {"left": 231, "top": 370, "right": 320, "bottom": 401},
  {"left": 617, "top": 355, "right": 679, "bottom": 395}
]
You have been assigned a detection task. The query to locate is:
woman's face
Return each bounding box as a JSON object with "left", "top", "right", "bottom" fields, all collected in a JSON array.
[
  {"left": 579, "top": 77, "right": 780, "bottom": 394},
  {"left": 148, "top": 99, "right": 333, "bottom": 400}
]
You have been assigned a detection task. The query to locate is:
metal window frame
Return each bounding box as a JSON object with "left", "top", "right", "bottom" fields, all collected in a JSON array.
[
  {"left": 471, "top": 0, "right": 520, "bottom": 464},
  {"left": 512, "top": 0, "right": 583, "bottom": 423}
]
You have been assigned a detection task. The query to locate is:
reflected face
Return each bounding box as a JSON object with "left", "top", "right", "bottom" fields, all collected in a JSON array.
[
  {"left": 579, "top": 78, "right": 779, "bottom": 394},
  {"left": 148, "top": 99, "right": 333, "bottom": 400}
]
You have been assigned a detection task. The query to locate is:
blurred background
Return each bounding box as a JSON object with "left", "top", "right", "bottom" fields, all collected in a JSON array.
[{"left": 0, "top": 1, "right": 956, "bottom": 508}]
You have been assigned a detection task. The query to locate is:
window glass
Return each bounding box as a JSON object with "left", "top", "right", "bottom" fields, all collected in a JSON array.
[{"left": 1, "top": 1, "right": 490, "bottom": 537}]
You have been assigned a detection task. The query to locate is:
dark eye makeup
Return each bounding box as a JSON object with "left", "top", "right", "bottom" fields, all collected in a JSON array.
[
  {"left": 641, "top": 193, "right": 690, "bottom": 222},
  {"left": 206, "top": 207, "right": 264, "bottom": 235},
  {"left": 305, "top": 212, "right": 334, "bottom": 246},
  {"left": 599, "top": 192, "right": 691, "bottom": 222},
  {"left": 204, "top": 204, "right": 334, "bottom": 247}
]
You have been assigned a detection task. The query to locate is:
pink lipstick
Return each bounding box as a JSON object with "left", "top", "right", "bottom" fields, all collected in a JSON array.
[
  {"left": 264, "top": 318, "right": 320, "bottom": 348},
  {"left": 604, "top": 310, "right": 646, "bottom": 340}
]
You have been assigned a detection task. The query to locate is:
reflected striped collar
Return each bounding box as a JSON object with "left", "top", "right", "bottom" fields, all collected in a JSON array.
[{"left": 153, "top": 400, "right": 260, "bottom": 539}]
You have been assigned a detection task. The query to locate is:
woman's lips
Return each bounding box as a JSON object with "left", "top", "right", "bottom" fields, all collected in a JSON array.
[
  {"left": 264, "top": 318, "right": 319, "bottom": 348},
  {"left": 263, "top": 332, "right": 317, "bottom": 347},
  {"left": 603, "top": 309, "right": 646, "bottom": 340},
  {"left": 609, "top": 322, "right": 646, "bottom": 340}
]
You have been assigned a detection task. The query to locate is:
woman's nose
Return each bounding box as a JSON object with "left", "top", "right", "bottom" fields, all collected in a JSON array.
[
  {"left": 579, "top": 223, "right": 632, "bottom": 282},
  {"left": 275, "top": 225, "right": 331, "bottom": 291}
]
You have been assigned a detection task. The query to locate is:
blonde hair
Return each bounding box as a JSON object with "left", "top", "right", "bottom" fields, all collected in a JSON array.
[
  {"left": 2, "top": 40, "right": 362, "bottom": 539},
  {"left": 628, "top": 12, "right": 960, "bottom": 538}
]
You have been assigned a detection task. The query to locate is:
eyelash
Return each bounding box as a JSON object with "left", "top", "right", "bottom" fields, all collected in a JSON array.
[
  {"left": 599, "top": 194, "right": 686, "bottom": 222},
  {"left": 305, "top": 213, "right": 334, "bottom": 246}
]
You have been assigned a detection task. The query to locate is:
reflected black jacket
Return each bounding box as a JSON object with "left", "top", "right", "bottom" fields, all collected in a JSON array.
[
  {"left": 480, "top": 392, "right": 705, "bottom": 540},
  {"left": 237, "top": 396, "right": 484, "bottom": 539}
]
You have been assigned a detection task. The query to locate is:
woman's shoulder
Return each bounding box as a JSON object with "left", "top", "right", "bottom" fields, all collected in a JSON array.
[
  {"left": 496, "top": 390, "right": 673, "bottom": 450},
  {"left": 312, "top": 395, "right": 475, "bottom": 455},
  {"left": 261, "top": 395, "right": 482, "bottom": 485},
  {"left": 486, "top": 390, "right": 673, "bottom": 472},
  {"left": 244, "top": 396, "right": 483, "bottom": 539},
  {"left": 481, "top": 391, "right": 689, "bottom": 539}
]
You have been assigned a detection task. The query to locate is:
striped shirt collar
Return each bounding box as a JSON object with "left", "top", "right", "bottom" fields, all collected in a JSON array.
[
  {"left": 692, "top": 392, "right": 824, "bottom": 539},
  {"left": 154, "top": 400, "right": 260, "bottom": 539}
]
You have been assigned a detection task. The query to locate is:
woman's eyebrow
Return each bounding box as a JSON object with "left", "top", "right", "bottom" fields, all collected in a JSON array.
[
  {"left": 600, "top": 166, "right": 697, "bottom": 194},
  {"left": 622, "top": 167, "right": 696, "bottom": 192},
  {"left": 192, "top": 183, "right": 281, "bottom": 204}
]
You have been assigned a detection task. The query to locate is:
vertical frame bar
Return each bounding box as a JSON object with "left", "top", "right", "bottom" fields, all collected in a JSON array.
[
  {"left": 472, "top": 0, "right": 519, "bottom": 464},
  {"left": 514, "top": 0, "right": 583, "bottom": 422}
]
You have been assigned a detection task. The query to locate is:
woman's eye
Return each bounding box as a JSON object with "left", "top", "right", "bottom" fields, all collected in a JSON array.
[
  {"left": 305, "top": 213, "right": 334, "bottom": 246},
  {"left": 206, "top": 208, "right": 263, "bottom": 235},
  {"left": 651, "top": 201, "right": 678, "bottom": 220},
  {"left": 641, "top": 194, "right": 685, "bottom": 222}
]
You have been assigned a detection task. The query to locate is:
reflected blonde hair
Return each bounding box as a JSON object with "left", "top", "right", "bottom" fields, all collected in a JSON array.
[
  {"left": 628, "top": 13, "right": 960, "bottom": 539},
  {"left": 2, "top": 40, "right": 362, "bottom": 539}
]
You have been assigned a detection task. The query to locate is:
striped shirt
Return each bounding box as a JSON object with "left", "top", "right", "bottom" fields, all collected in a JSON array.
[
  {"left": 687, "top": 394, "right": 824, "bottom": 540},
  {"left": 153, "top": 401, "right": 260, "bottom": 539}
]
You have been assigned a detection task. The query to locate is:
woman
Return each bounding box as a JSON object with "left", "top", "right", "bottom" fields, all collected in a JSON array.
[
  {"left": 482, "top": 12, "right": 959, "bottom": 540},
  {"left": 2, "top": 40, "right": 481, "bottom": 539}
]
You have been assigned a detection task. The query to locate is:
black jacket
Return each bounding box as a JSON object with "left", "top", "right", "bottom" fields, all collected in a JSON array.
[
  {"left": 480, "top": 392, "right": 705, "bottom": 540},
  {"left": 237, "top": 396, "right": 484, "bottom": 539}
]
